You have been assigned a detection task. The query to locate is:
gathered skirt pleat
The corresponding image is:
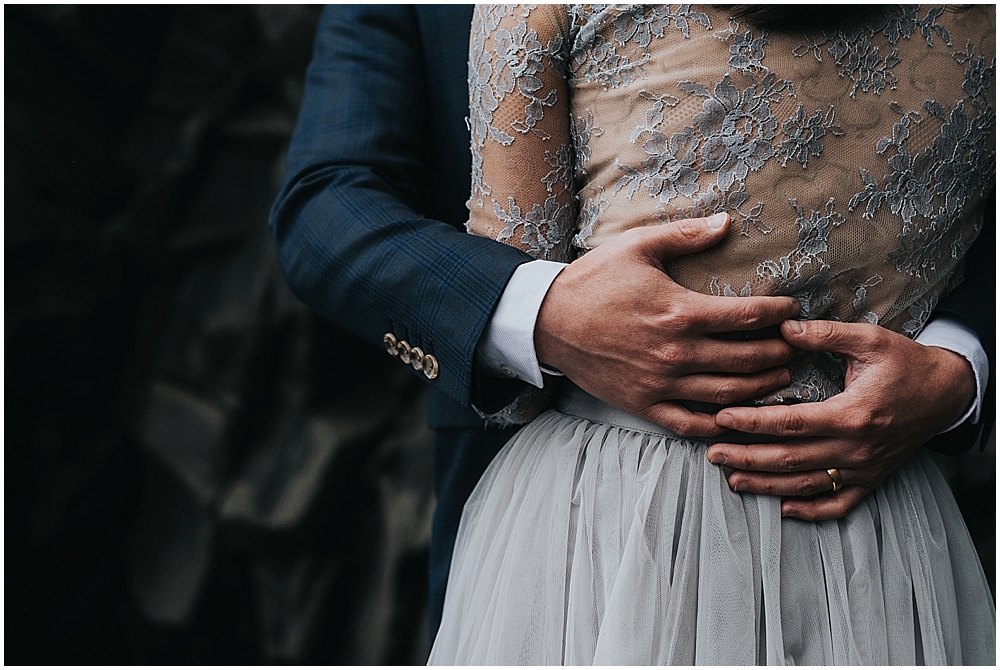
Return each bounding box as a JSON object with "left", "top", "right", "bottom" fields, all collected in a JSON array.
[{"left": 428, "top": 405, "right": 995, "bottom": 665}]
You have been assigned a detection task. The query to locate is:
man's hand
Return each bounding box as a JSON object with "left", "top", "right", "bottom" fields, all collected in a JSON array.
[
  {"left": 706, "top": 319, "right": 977, "bottom": 521},
  {"left": 535, "top": 213, "right": 801, "bottom": 437}
]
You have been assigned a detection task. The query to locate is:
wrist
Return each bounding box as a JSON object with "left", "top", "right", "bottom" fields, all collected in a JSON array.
[{"left": 929, "top": 346, "right": 977, "bottom": 428}]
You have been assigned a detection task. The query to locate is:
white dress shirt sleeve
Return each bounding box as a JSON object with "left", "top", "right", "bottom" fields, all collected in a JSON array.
[
  {"left": 477, "top": 260, "right": 567, "bottom": 388},
  {"left": 915, "top": 316, "right": 989, "bottom": 431}
]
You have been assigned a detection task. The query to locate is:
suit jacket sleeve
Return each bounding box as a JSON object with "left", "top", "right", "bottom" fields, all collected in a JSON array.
[
  {"left": 269, "top": 5, "right": 533, "bottom": 409},
  {"left": 925, "top": 191, "right": 995, "bottom": 454}
]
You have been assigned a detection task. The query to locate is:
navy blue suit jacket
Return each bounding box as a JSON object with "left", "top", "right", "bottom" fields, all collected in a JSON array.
[{"left": 271, "top": 4, "right": 531, "bottom": 426}]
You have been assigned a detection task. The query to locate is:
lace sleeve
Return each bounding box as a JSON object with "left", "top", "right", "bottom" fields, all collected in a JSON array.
[
  {"left": 468, "top": 4, "right": 575, "bottom": 262},
  {"left": 467, "top": 4, "right": 575, "bottom": 426}
]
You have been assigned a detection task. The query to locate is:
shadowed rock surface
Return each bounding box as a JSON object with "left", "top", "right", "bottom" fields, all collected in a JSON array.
[{"left": 7, "top": 6, "right": 432, "bottom": 663}]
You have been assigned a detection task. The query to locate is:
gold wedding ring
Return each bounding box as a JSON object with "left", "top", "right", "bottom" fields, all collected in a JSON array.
[{"left": 826, "top": 468, "right": 843, "bottom": 492}]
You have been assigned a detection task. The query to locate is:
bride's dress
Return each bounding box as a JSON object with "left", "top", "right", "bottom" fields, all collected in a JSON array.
[{"left": 429, "top": 4, "right": 996, "bottom": 665}]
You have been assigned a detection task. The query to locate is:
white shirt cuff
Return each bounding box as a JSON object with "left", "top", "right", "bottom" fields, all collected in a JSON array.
[
  {"left": 915, "top": 317, "right": 989, "bottom": 431},
  {"left": 477, "top": 260, "right": 568, "bottom": 388}
]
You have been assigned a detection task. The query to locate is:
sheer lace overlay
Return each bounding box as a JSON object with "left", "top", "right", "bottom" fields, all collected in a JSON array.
[{"left": 467, "top": 4, "right": 995, "bottom": 414}]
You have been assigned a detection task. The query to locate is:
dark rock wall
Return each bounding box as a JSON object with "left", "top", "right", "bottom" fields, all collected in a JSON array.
[
  {"left": 7, "top": 6, "right": 432, "bottom": 664},
  {"left": 5, "top": 5, "right": 993, "bottom": 665}
]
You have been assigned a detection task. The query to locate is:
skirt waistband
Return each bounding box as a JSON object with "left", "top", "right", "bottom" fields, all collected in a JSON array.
[
  {"left": 554, "top": 384, "right": 685, "bottom": 439},
  {"left": 553, "top": 383, "right": 789, "bottom": 445}
]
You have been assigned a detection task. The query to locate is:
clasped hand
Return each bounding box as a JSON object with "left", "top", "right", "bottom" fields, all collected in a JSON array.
[{"left": 535, "top": 213, "right": 977, "bottom": 522}]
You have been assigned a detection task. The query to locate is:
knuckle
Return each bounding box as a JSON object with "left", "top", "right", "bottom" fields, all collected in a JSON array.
[
  {"left": 845, "top": 409, "right": 873, "bottom": 435},
  {"left": 853, "top": 444, "right": 875, "bottom": 465},
  {"left": 777, "top": 413, "right": 806, "bottom": 436},
  {"left": 713, "top": 380, "right": 739, "bottom": 405},
  {"left": 777, "top": 452, "right": 802, "bottom": 472},
  {"left": 676, "top": 218, "right": 704, "bottom": 241},
  {"left": 736, "top": 348, "right": 761, "bottom": 374},
  {"left": 655, "top": 344, "right": 687, "bottom": 369},
  {"left": 760, "top": 479, "right": 778, "bottom": 496},
  {"left": 662, "top": 306, "right": 698, "bottom": 333},
  {"left": 669, "top": 416, "right": 693, "bottom": 436},
  {"left": 830, "top": 502, "right": 851, "bottom": 519}
]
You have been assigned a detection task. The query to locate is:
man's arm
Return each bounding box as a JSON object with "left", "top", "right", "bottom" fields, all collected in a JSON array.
[
  {"left": 275, "top": 6, "right": 806, "bottom": 424},
  {"left": 269, "top": 5, "right": 531, "bottom": 410}
]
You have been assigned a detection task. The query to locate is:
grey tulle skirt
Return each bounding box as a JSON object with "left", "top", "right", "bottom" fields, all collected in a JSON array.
[{"left": 428, "top": 386, "right": 995, "bottom": 665}]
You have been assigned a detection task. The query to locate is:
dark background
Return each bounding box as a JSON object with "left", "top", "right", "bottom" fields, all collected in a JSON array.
[{"left": 5, "top": 5, "right": 994, "bottom": 665}]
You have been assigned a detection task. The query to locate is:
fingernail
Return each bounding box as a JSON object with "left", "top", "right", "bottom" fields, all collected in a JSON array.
[
  {"left": 784, "top": 319, "right": 805, "bottom": 335},
  {"left": 730, "top": 477, "right": 743, "bottom": 492},
  {"left": 791, "top": 299, "right": 801, "bottom": 314},
  {"left": 706, "top": 213, "right": 728, "bottom": 230},
  {"left": 778, "top": 369, "right": 790, "bottom": 385},
  {"left": 708, "top": 452, "right": 727, "bottom": 465},
  {"left": 716, "top": 411, "right": 735, "bottom": 428}
]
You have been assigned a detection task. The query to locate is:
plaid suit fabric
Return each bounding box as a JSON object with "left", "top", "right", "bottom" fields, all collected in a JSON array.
[{"left": 270, "top": 5, "right": 531, "bottom": 409}]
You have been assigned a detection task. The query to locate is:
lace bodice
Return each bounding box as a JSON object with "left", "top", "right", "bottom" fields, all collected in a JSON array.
[{"left": 468, "top": 4, "right": 995, "bottom": 408}]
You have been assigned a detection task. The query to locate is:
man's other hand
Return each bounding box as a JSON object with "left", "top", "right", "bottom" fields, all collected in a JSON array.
[
  {"left": 707, "top": 320, "right": 977, "bottom": 521},
  {"left": 534, "top": 213, "right": 801, "bottom": 437}
]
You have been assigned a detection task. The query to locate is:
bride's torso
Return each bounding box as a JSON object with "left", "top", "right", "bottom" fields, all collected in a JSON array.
[
  {"left": 467, "top": 5, "right": 994, "bottom": 405},
  {"left": 569, "top": 4, "right": 992, "bottom": 328},
  {"left": 561, "top": 4, "right": 995, "bottom": 402}
]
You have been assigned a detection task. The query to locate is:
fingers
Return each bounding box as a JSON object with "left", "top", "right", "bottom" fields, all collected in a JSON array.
[
  {"left": 705, "top": 439, "right": 845, "bottom": 473},
  {"left": 780, "top": 486, "right": 871, "bottom": 521},
  {"left": 689, "top": 293, "right": 802, "bottom": 334},
  {"left": 779, "top": 319, "right": 884, "bottom": 357},
  {"left": 724, "top": 468, "right": 847, "bottom": 497},
  {"left": 635, "top": 213, "right": 731, "bottom": 261},
  {"left": 682, "top": 337, "right": 798, "bottom": 374},
  {"left": 675, "top": 367, "right": 791, "bottom": 405},
  {"left": 642, "top": 401, "right": 726, "bottom": 438},
  {"left": 715, "top": 398, "right": 849, "bottom": 437}
]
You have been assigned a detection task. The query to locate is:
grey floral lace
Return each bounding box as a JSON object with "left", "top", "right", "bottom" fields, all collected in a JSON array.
[{"left": 468, "top": 4, "right": 994, "bottom": 420}]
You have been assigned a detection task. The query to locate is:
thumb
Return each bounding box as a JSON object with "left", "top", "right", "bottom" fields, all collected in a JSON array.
[
  {"left": 780, "top": 319, "right": 876, "bottom": 357},
  {"left": 634, "top": 213, "right": 730, "bottom": 262}
]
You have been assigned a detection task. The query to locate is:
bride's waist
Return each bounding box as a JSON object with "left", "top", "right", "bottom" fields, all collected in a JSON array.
[{"left": 554, "top": 383, "right": 793, "bottom": 445}]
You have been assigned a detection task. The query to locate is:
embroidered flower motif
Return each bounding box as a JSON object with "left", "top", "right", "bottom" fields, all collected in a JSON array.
[
  {"left": 757, "top": 198, "right": 845, "bottom": 321},
  {"left": 492, "top": 195, "right": 573, "bottom": 262},
  {"left": 889, "top": 210, "right": 964, "bottom": 277},
  {"left": 779, "top": 104, "right": 845, "bottom": 168},
  {"left": 571, "top": 187, "right": 608, "bottom": 251},
  {"left": 710, "top": 277, "right": 752, "bottom": 297},
  {"left": 491, "top": 18, "right": 565, "bottom": 139},
  {"left": 612, "top": 4, "right": 711, "bottom": 45},
  {"left": 849, "top": 106, "right": 934, "bottom": 226},
  {"left": 874, "top": 5, "right": 950, "bottom": 47},
  {"left": 851, "top": 275, "right": 883, "bottom": 324},
  {"left": 542, "top": 143, "right": 574, "bottom": 193},
  {"left": 614, "top": 125, "right": 700, "bottom": 203},
  {"left": 925, "top": 100, "right": 992, "bottom": 217},
  {"left": 570, "top": 110, "right": 604, "bottom": 175},
  {"left": 795, "top": 27, "right": 901, "bottom": 97},
  {"left": 571, "top": 32, "right": 649, "bottom": 89},
  {"left": 682, "top": 73, "right": 789, "bottom": 192},
  {"left": 954, "top": 40, "right": 996, "bottom": 102},
  {"left": 726, "top": 25, "right": 770, "bottom": 74},
  {"left": 902, "top": 293, "right": 939, "bottom": 336},
  {"left": 728, "top": 189, "right": 769, "bottom": 236}
]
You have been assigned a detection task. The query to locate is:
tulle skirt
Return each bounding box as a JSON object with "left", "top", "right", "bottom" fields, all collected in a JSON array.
[{"left": 428, "top": 386, "right": 995, "bottom": 665}]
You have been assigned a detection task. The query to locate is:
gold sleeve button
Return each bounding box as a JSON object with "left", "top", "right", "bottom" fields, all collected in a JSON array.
[
  {"left": 398, "top": 340, "right": 413, "bottom": 364},
  {"left": 383, "top": 333, "right": 399, "bottom": 356},
  {"left": 422, "top": 354, "right": 439, "bottom": 380},
  {"left": 410, "top": 347, "right": 425, "bottom": 371}
]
